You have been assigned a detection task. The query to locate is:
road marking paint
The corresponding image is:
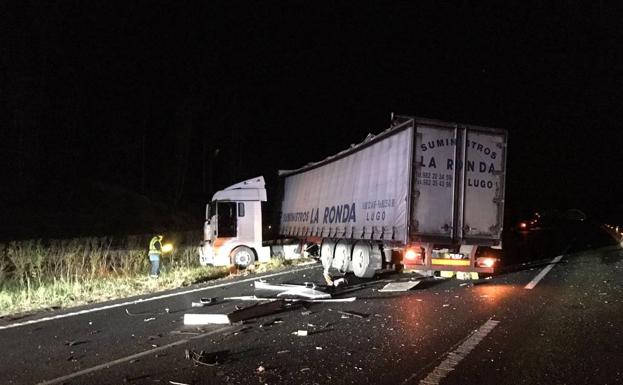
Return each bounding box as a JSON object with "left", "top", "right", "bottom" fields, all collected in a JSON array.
[
  {"left": 36, "top": 325, "right": 232, "bottom": 385},
  {"left": 0, "top": 263, "right": 320, "bottom": 331},
  {"left": 524, "top": 255, "right": 563, "bottom": 290},
  {"left": 410, "top": 319, "right": 500, "bottom": 385}
]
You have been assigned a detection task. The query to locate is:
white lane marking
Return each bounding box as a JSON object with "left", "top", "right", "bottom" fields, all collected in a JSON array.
[
  {"left": 413, "top": 319, "right": 500, "bottom": 385},
  {"left": 0, "top": 263, "right": 320, "bottom": 331},
  {"left": 36, "top": 325, "right": 232, "bottom": 385},
  {"left": 524, "top": 255, "right": 564, "bottom": 290}
]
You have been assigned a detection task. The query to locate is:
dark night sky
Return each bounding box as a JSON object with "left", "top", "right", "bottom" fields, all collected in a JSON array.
[{"left": 2, "top": 1, "right": 622, "bottom": 238}]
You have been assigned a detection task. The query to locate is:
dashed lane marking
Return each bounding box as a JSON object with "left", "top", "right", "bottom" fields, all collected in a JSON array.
[
  {"left": 0, "top": 262, "right": 320, "bottom": 331},
  {"left": 403, "top": 319, "right": 500, "bottom": 385},
  {"left": 36, "top": 325, "right": 233, "bottom": 385},
  {"left": 524, "top": 254, "right": 564, "bottom": 290}
]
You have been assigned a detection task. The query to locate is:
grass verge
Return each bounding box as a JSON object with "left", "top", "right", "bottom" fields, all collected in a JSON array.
[{"left": 0, "top": 236, "right": 316, "bottom": 319}]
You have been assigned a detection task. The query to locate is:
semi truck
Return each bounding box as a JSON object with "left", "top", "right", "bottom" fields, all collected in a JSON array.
[{"left": 199, "top": 115, "right": 507, "bottom": 278}]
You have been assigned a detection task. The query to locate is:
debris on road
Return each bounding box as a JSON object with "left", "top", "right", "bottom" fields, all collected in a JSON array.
[
  {"left": 185, "top": 349, "right": 223, "bottom": 367},
  {"left": 170, "top": 330, "right": 201, "bottom": 336},
  {"left": 337, "top": 310, "right": 368, "bottom": 319},
  {"left": 293, "top": 330, "right": 308, "bottom": 336},
  {"left": 184, "top": 313, "right": 230, "bottom": 325},
  {"left": 64, "top": 340, "right": 88, "bottom": 347},
  {"left": 184, "top": 300, "right": 288, "bottom": 326},
  {"left": 143, "top": 317, "right": 156, "bottom": 322},
  {"left": 169, "top": 381, "right": 190, "bottom": 385},
  {"left": 378, "top": 281, "right": 420, "bottom": 292},
  {"left": 254, "top": 280, "right": 331, "bottom": 299},
  {"left": 256, "top": 365, "right": 266, "bottom": 373},
  {"left": 323, "top": 272, "right": 334, "bottom": 286},
  {"left": 192, "top": 297, "right": 217, "bottom": 307},
  {"left": 260, "top": 318, "right": 283, "bottom": 328},
  {"left": 224, "top": 295, "right": 357, "bottom": 303}
]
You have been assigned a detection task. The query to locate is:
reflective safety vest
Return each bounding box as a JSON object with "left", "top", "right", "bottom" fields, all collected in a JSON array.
[{"left": 149, "top": 236, "right": 162, "bottom": 256}]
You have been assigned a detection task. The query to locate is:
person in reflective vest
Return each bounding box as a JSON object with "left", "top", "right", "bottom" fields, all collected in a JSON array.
[{"left": 148, "top": 235, "right": 163, "bottom": 278}]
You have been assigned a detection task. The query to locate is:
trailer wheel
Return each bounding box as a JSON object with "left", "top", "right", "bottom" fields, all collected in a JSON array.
[
  {"left": 320, "top": 240, "right": 336, "bottom": 272},
  {"left": 334, "top": 240, "right": 352, "bottom": 273},
  {"left": 230, "top": 246, "right": 255, "bottom": 268},
  {"left": 352, "top": 242, "right": 376, "bottom": 278}
]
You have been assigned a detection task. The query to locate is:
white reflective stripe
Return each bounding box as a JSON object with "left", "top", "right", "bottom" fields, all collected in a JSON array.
[
  {"left": 524, "top": 255, "right": 563, "bottom": 289},
  {"left": 409, "top": 319, "right": 500, "bottom": 385}
]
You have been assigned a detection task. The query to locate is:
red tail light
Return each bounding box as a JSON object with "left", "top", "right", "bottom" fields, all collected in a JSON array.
[
  {"left": 404, "top": 247, "right": 423, "bottom": 264},
  {"left": 476, "top": 257, "right": 496, "bottom": 268}
]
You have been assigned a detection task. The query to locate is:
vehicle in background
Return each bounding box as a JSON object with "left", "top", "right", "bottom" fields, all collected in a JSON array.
[
  {"left": 517, "top": 209, "right": 588, "bottom": 232},
  {"left": 199, "top": 115, "right": 508, "bottom": 279}
]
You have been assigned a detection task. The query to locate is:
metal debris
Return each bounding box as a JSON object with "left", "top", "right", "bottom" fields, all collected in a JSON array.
[
  {"left": 254, "top": 280, "right": 331, "bottom": 299},
  {"left": 378, "top": 281, "right": 420, "bottom": 292},
  {"left": 184, "top": 300, "right": 287, "bottom": 326},
  {"left": 224, "top": 295, "right": 356, "bottom": 303},
  {"left": 184, "top": 349, "right": 222, "bottom": 367},
  {"left": 337, "top": 310, "right": 367, "bottom": 319},
  {"left": 192, "top": 297, "right": 217, "bottom": 307}
]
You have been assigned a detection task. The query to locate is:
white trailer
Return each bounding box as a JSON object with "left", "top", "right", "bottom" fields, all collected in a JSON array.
[{"left": 200, "top": 115, "right": 507, "bottom": 278}]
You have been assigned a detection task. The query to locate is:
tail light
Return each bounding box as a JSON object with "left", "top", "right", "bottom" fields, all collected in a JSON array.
[
  {"left": 404, "top": 247, "right": 423, "bottom": 264},
  {"left": 476, "top": 257, "right": 496, "bottom": 268}
]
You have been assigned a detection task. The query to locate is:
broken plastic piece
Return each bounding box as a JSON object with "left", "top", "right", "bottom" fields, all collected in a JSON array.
[{"left": 293, "top": 330, "right": 308, "bottom": 336}]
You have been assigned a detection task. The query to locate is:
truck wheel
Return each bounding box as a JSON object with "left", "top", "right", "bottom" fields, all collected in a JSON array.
[
  {"left": 320, "top": 240, "right": 336, "bottom": 272},
  {"left": 231, "top": 246, "right": 255, "bottom": 268},
  {"left": 334, "top": 240, "right": 352, "bottom": 273},
  {"left": 352, "top": 242, "right": 376, "bottom": 278}
]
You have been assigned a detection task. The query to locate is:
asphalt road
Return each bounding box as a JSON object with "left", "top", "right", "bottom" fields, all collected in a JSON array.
[{"left": 1, "top": 221, "right": 621, "bottom": 385}]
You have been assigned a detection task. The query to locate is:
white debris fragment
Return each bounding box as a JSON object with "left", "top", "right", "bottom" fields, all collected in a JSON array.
[
  {"left": 293, "top": 330, "right": 308, "bottom": 336},
  {"left": 379, "top": 281, "right": 420, "bottom": 292},
  {"left": 144, "top": 317, "right": 156, "bottom": 322},
  {"left": 184, "top": 313, "right": 230, "bottom": 325}
]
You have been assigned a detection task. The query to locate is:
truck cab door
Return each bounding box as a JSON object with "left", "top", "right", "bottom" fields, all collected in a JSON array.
[{"left": 217, "top": 201, "right": 238, "bottom": 238}]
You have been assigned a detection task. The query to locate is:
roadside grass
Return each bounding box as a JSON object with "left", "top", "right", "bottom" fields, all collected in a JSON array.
[{"left": 0, "top": 236, "right": 315, "bottom": 318}]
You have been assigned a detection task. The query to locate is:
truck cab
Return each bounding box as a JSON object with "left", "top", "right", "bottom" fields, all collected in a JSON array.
[{"left": 199, "top": 176, "right": 271, "bottom": 267}]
